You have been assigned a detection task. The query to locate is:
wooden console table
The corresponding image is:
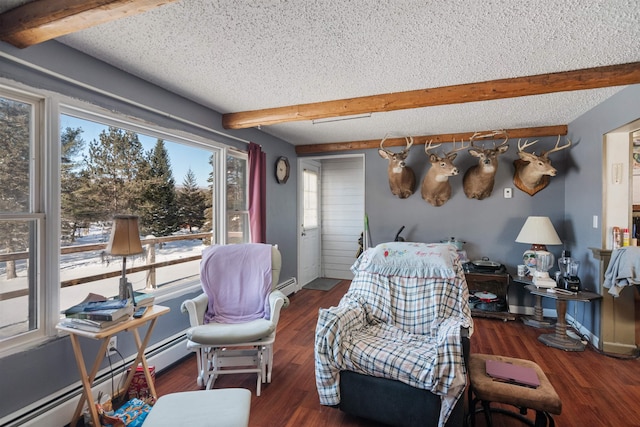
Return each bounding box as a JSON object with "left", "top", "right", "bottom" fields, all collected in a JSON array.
[
  {"left": 56, "top": 305, "right": 170, "bottom": 427},
  {"left": 524, "top": 285, "right": 601, "bottom": 351}
]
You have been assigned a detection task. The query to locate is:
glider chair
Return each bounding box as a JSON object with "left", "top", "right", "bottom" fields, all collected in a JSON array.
[
  {"left": 315, "top": 242, "right": 473, "bottom": 427},
  {"left": 181, "top": 244, "right": 288, "bottom": 396}
]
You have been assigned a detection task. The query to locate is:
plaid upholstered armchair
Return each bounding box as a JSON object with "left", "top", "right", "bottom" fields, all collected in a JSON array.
[{"left": 314, "top": 242, "right": 473, "bottom": 427}]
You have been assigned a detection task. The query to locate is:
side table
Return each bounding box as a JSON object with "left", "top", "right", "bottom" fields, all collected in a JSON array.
[
  {"left": 56, "top": 304, "right": 170, "bottom": 427},
  {"left": 513, "top": 276, "right": 556, "bottom": 328},
  {"left": 524, "top": 285, "right": 601, "bottom": 351}
]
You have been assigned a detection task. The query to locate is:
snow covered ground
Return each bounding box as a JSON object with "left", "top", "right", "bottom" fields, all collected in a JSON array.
[{"left": 0, "top": 225, "right": 206, "bottom": 339}]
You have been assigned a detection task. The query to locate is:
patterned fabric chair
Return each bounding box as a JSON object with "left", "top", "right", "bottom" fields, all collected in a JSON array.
[{"left": 314, "top": 242, "right": 473, "bottom": 427}]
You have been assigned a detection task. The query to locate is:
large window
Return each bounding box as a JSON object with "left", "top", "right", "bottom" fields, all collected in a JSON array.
[
  {"left": 0, "top": 85, "right": 249, "bottom": 350},
  {"left": 0, "top": 90, "right": 44, "bottom": 342}
]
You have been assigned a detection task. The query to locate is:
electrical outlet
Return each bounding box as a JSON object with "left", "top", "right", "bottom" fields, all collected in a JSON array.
[{"left": 106, "top": 336, "right": 117, "bottom": 357}]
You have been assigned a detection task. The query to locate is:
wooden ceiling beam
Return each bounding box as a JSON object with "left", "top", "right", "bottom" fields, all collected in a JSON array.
[
  {"left": 223, "top": 62, "right": 640, "bottom": 130},
  {"left": 0, "top": 0, "right": 178, "bottom": 48},
  {"left": 295, "top": 125, "right": 568, "bottom": 155}
]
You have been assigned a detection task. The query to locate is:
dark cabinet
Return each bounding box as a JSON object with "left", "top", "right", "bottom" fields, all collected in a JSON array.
[{"left": 464, "top": 271, "right": 516, "bottom": 321}]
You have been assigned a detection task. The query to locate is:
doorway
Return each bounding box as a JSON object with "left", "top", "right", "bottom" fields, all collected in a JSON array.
[{"left": 297, "top": 155, "right": 365, "bottom": 286}]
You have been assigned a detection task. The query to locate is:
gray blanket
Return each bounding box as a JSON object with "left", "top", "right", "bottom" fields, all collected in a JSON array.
[{"left": 603, "top": 246, "right": 640, "bottom": 296}]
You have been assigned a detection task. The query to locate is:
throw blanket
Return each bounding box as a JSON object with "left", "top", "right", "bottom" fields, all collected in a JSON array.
[
  {"left": 603, "top": 246, "right": 640, "bottom": 297},
  {"left": 200, "top": 244, "right": 272, "bottom": 324},
  {"left": 315, "top": 242, "right": 472, "bottom": 427}
]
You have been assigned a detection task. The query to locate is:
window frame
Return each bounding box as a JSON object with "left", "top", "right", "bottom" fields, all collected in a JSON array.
[
  {"left": 0, "top": 85, "right": 48, "bottom": 351},
  {"left": 0, "top": 78, "right": 247, "bottom": 357}
]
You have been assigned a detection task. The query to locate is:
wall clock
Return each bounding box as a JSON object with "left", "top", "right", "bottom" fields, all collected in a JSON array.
[{"left": 275, "top": 156, "right": 290, "bottom": 184}]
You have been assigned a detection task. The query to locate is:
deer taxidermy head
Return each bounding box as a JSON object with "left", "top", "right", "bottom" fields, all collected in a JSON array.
[
  {"left": 513, "top": 135, "right": 572, "bottom": 196},
  {"left": 421, "top": 139, "right": 468, "bottom": 207},
  {"left": 378, "top": 136, "right": 416, "bottom": 199},
  {"left": 463, "top": 130, "right": 509, "bottom": 200}
]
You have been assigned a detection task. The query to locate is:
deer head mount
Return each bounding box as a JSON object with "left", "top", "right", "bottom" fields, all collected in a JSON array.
[
  {"left": 378, "top": 135, "right": 416, "bottom": 199},
  {"left": 421, "top": 139, "right": 468, "bottom": 207},
  {"left": 463, "top": 130, "right": 509, "bottom": 200},
  {"left": 513, "top": 135, "right": 572, "bottom": 196}
]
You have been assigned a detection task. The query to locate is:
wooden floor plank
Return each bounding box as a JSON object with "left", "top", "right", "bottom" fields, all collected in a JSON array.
[{"left": 155, "top": 280, "right": 640, "bottom": 426}]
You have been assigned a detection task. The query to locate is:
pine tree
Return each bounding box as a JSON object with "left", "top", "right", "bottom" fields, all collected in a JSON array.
[
  {"left": 138, "top": 139, "right": 179, "bottom": 236},
  {"left": 177, "top": 168, "right": 207, "bottom": 232},
  {"left": 60, "top": 126, "right": 87, "bottom": 242},
  {"left": 0, "top": 97, "right": 30, "bottom": 279},
  {"left": 80, "top": 126, "right": 146, "bottom": 220}
]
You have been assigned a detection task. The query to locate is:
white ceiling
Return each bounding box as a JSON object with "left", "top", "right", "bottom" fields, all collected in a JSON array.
[{"left": 3, "top": 0, "right": 640, "bottom": 146}]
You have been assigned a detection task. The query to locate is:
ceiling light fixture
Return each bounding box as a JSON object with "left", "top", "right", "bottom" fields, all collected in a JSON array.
[{"left": 312, "top": 113, "right": 372, "bottom": 125}]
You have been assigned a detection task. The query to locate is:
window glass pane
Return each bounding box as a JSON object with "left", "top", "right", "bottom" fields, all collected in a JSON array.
[
  {"left": 0, "top": 93, "right": 37, "bottom": 342},
  {"left": 226, "top": 154, "right": 247, "bottom": 211},
  {"left": 58, "top": 113, "right": 218, "bottom": 309},
  {"left": 226, "top": 152, "right": 249, "bottom": 243},
  {"left": 226, "top": 212, "right": 249, "bottom": 244},
  {"left": 303, "top": 169, "right": 318, "bottom": 228},
  {"left": 0, "top": 220, "right": 37, "bottom": 339},
  {"left": 0, "top": 97, "right": 31, "bottom": 212}
]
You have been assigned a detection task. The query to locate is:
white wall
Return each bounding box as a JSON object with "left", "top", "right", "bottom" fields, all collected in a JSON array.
[{"left": 320, "top": 157, "right": 364, "bottom": 279}]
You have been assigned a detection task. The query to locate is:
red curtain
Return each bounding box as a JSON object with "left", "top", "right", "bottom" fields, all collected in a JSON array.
[{"left": 248, "top": 142, "right": 266, "bottom": 243}]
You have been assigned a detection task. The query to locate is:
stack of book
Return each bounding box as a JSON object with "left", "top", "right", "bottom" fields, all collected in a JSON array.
[{"left": 60, "top": 296, "right": 134, "bottom": 332}]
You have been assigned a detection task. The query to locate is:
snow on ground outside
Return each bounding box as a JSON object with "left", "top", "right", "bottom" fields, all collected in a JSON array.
[{"left": 0, "top": 224, "right": 206, "bottom": 338}]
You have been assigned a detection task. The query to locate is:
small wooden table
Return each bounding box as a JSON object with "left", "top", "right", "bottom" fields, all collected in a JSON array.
[
  {"left": 524, "top": 285, "right": 601, "bottom": 351},
  {"left": 513, "top": 276, "right": 556, "bottom": 328},
  {"left": 56, "top": 305, "right": 170, "bottom": 427}
]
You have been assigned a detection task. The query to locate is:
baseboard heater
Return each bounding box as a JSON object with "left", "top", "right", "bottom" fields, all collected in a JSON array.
[
  {"left": 2, "top": 332, "right": 191, "bottom": 427},
  {"left": 276, "top": 277, "right": 299, "bottom": 296}
]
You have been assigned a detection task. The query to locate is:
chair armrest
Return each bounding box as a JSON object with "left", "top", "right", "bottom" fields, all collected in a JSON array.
[
  {"left": 180, "top": 293, "right": 209, "bottom": 327},
  {"left": 314, "top": 299, "right": 366, "bottom": 405},
  {"left": 268, "top": 290, "right": 289, "bottom": 326}
]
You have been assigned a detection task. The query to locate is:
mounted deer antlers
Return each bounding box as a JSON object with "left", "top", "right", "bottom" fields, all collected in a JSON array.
[
  {"left": 378, "top": 136, "right": 416, "bottom": 199},
  {"left": 513, "top": 135, "right": 572, "bottom": 196},
  {"left": 463, "top": 130, "right": 509, "bottom": 200},
  {"left": 421, "top": 139, "right": 468, "bottom": 206}
]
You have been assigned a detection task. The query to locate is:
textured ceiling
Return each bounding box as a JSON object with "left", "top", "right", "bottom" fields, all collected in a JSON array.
[{"left": 3, "top": 0, "right": 640, "bottom": 146}]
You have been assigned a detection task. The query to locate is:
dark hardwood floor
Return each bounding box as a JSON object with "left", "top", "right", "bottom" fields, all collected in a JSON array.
[{"left": 155, "top": 281, "right": 640, "bottom": 426}]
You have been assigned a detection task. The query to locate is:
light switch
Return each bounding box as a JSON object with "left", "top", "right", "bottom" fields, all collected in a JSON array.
[
  {"left": 503, "top": 188, "right": 513, "bottom": 198},
  {"left": 592, "top": 215, "right": 598, "bottom": 229}
]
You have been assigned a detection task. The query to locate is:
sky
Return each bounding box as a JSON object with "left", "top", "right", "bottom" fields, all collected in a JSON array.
[{"left": 60, "top": 114, "right": 213, "bottom": 188}]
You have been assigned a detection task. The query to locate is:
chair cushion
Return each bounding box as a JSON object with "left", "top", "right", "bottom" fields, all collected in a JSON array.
[
  {"left": 469, "top": 354, "right": 562, "bottom": 415},
  {"left": 187, "top": 319, "right": 275, "bottom": 345},
  {"left": 143, "top": 389, "right": 250, "bottom": 427}
]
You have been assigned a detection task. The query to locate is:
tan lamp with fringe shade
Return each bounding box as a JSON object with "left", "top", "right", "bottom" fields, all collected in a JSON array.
[
  {"left": 106, "top": 215, "right": 143, "bottom": 302},
  {"left": 515, "top": 216, "right": 562, "bottom": 288}
]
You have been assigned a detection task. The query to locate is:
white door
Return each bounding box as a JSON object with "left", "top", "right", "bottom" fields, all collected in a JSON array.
[{"left": 298, "top": 160, "right": 321, "bottom": 286}]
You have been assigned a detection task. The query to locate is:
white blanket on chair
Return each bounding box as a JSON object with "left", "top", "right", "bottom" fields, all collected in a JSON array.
[{"left": 200, "top": 244, "right": 272, "bottom": 323}]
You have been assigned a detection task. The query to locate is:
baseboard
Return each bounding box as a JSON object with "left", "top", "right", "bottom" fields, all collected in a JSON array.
[{"left": 2, "top": 332, "right": 190, "bottom": 427}]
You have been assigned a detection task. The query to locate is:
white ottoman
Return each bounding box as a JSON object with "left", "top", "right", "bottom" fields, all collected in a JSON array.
[{"left": 143, "top": 388, "right": 251, "bottom": 427}]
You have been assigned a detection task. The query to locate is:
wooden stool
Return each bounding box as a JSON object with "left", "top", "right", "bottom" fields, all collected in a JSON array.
[
  {"left": 467, "top": 354, "right": 562, "bottom": 427},
  {"left": 143, "top": 388, "right": 251, "bottom": 427}
]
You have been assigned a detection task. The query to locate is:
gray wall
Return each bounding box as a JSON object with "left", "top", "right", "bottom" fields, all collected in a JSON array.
[
  {"left": 0, "top": 40, "right": 297, "bottom": 420},
  {"left": 305, "top": 135, "right": 568, "bottom": 312},
  {"left": 564, "top": 84, "right": 640, "bottom": 334}
]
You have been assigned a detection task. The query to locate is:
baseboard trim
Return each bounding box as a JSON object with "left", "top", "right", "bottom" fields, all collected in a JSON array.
[{"left": 1, "top": 332, "right": 190, "bottom": 427}]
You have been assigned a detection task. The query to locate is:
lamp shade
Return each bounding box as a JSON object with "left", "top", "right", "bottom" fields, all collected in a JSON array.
[
  {"left": 515, "top": 216, "right": 562, "bottom": 246},
  {"left": 106, "top": 215, "right": 143, "bottom": 256}
]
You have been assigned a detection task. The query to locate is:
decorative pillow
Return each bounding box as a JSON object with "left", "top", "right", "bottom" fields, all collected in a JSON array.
[{"left": 351, "top": 242, "right": 457, "bottom": 278}]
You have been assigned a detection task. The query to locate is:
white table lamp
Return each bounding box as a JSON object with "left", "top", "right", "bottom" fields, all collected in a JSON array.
[{"left": 515, "top": 216, "right": 562, "bottom": 288}]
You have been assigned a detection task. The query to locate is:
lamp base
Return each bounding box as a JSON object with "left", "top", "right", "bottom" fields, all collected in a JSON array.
[{"left": 119, "top": 276, "right": 135, "bottom": 301}]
